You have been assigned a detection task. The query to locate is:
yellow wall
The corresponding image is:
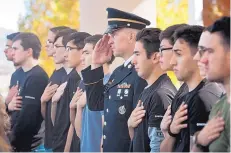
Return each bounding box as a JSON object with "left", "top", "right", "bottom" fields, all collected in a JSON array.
[{"left": 156, "top": 0, "right": 189, "bottom": 89}]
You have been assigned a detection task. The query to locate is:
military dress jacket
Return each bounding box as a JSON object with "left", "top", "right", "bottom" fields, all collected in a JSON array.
[{"left": 82, "top": 62, "right": 147, "bottom": 152}]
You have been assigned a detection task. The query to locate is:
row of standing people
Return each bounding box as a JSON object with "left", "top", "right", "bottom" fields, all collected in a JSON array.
[{"left": 2, "top": 7, "right": 230, "bottom": 152}]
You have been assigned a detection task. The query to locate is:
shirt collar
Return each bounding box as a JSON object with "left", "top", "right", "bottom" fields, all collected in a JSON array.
[{"left": 124, "top": 55, "right": 134, "bottom": 67}]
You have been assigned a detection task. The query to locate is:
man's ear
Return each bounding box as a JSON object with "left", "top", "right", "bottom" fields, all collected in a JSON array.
[
  {"left": 128, "top": 30, "right": 137, "bottom": 44},
  {"left": 151, "top": 52, "right": 160, "bottom": 64},
  {"left": 26, "top": 48, "right": 33, "bottom": 58}
]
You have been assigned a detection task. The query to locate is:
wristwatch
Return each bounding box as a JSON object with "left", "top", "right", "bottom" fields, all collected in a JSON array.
[{"left": 193, "top": 132, "right": 207, "bottom": 150}]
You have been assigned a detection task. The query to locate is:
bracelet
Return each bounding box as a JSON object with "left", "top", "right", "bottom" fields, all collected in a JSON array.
[
  {"left": 194, "top": 132, "right": 207, "bottom": 151},
  {"left": 168, "top": 128, "right": 178, "bottom": 137}
]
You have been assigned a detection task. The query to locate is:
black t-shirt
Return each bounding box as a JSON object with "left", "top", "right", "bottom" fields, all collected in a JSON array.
[
  {"left": 8, "top": 68, "right": 26, "bottom": 127},
  {"left": 132, "top": 74, "right": 177, "bottom": 152},
  {"left": 9, "top": 65, "right": 48, "bottom": 152},
  {"left": 172, "top": 80, "right": 223, "bottom": 112},
  {"left": 52, "top": 69, "right": 81, "bottom": 152},
  {"left": 69, "top": 80, "right": 84, "bottom": 152},
  {"left": 44, "top": 67, "right": 67, "bottom": 149},
  {"left": 9, "top": 67, "right": 25, "bottom": 89},
  {"left": 78, "top": 80, "right": 85, "bottom": 91},
  {"left": 69, "top": 129, "right": 80, "bottom": 152},
  {"left": 8, "top": 67, "right": 45, "bottom": 150},
  {"left": 171, "top": 79, "right": 209, "bottom": 152}
]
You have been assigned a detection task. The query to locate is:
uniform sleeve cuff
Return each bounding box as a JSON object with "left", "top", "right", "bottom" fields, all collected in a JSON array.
[{"left": 81, "top": 66, "right": 104, "bottom": 85}]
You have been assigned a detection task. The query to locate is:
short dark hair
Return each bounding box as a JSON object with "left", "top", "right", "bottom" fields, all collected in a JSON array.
[
  {"left": 173, "top": 25, "right": 204, "bottom": 55},
  {"left": 66, "top": 32, "right": 91, "bottom": 50},
  {"left": 12, "top": 32, "right": 41, "bottom": 59},
  {"left": 84, "top": 34, "right": 102, "bottom": 48},
  {"left": 50, "top": 26, "right": 70, "bottom": 34},
  {"left": 136, "top": 28, "right": 162, "bottom": 59},
  {"left": 159, "top": 24, "right": 187, "bottom": 45},
  {"left": 207, "top": 16, "right": 230, "bottom": 49},
  {"left": 54, "top": 29, "right": 77, "bottom": 46},
  {"left": 6, "top": 32, "right": 20, "bottom": 40},
  {"left": 84, "top": 34, "right": 115, "bottom": 64}
]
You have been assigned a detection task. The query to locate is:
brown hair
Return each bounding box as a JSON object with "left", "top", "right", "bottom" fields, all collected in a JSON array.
[
  {"left": 54, "top": 29, "right": 77, "bottom": 46},
  {"left": 84, "top": 35, "right": 115, "bottom": 64},
  {"left": 136, "top": 28, "right": 162, "bottom": 59},
  {"left": 12, "top": 32, "right": 42, "bottom": 60},
  {"left": 84, "top": 34, "right": 102, "bottom": 48},
  {"left": 159, "top": 24, "right": 188, "bottom": 45},
  {"left": 66, "top": 32, "right": 91, "bottom": 49},
  {"left": 173, "top": 25, "right": 204, "bottom": 55},
  {"left": 0, "top": 96, "right": 11, "bottom": 152},
  {"left": 50, "top": 26, "right": 70, "bottom": 35}
]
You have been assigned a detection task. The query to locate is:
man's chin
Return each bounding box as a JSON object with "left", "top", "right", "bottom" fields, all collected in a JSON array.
[
  {"left": 207, "top": 75, "right": 222, "bottom": 83},
  {"left": 13, "top": 63, "right": 20, "bottom": 67},
  {"left": 7, "top": 57, "right": 13, "bottom": 61}
]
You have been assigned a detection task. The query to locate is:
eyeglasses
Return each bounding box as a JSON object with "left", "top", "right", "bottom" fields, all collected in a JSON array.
[
  {"left": 159, "top": 47, "right": 173, "bottom": 56},
  {"left": 5, "top": 45, "right": 12, "bottom": 50},
  {"left": 66, "top": 46, "right": 79, "bottom": 52},
  {"left": 54, "top": 45, "right": 65, "bottom": 49},
  {"left": 46, "top": 40, "right": 54, "bottom": 45}
]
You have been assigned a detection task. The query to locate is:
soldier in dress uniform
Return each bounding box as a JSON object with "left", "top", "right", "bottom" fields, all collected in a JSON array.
[{"left": 81, "top": 8, "right": 150, "bottom": 152}]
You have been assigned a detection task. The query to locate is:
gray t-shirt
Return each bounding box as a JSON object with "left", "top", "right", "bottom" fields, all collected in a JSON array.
[{"left": 198, "top": 81, "right": 224, "bottom": 111}]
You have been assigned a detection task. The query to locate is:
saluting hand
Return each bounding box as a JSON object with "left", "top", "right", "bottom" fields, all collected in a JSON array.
[
  {"left": 170, "top": 102, "right": 188, "bottom": 135},
  {"left": 197, "top": 112, "right": 225, "bottom": 146},
  {"left": 52, "top": 82, "right": 68, "bottom": 103},
  {"left": 41, "top": 82, "right": 59, "bottom": 103},
  {"left": 128, "top": 100, "right": 146, "bottom": 128},
  {"left": 161, "top": 105, "right": 172, "bottom": 135},
  {"left": 70, "top": 88, "right": 83, "bottom": 109},
  {"left": 92, "top": 34, "right": 113, "bottom": 69}
]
